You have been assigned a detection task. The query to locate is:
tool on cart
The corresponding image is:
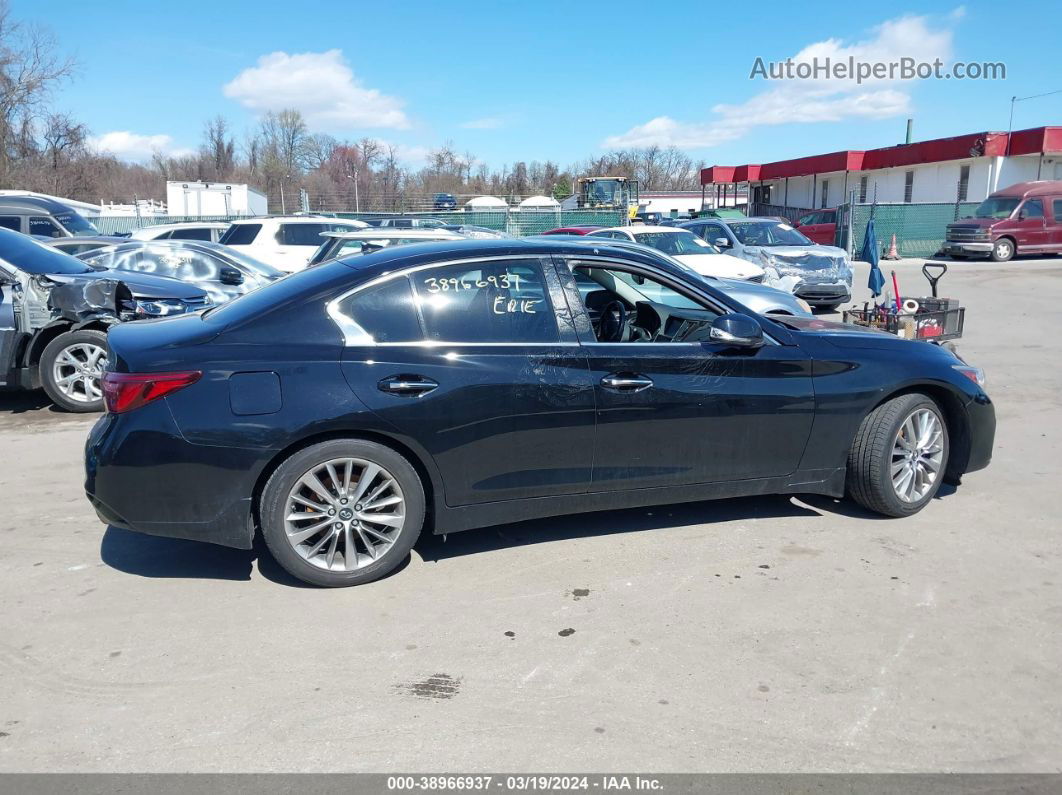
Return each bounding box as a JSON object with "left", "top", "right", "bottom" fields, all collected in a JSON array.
[{"left": 844, "top": 261, "right": 964, "bottom": 343}]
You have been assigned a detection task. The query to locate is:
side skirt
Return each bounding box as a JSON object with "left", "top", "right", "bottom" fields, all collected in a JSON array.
[{"left": 433, "top": 467, "right": 846, "bottom": 535}]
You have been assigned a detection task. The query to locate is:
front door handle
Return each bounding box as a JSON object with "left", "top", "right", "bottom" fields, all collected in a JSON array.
[
  {"left": 378, "top": 375, "right": 439, "bottom": 396},
  {"left": 601, "top": 373, "right": 653, "bottom": 392}
]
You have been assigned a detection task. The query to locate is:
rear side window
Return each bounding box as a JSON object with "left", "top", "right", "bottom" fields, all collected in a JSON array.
[
  {"left": 170, "top": 228, "right": 213, "bottom": 241},
  {"left": 1054, "top": 199, "right": 1062, "bottom": 220},
  {"left": 278, "top": 223, "right": 330, "bottom": 246},
  {"left": 219, "top": 224, "right": 261, "bottom": 245},
  {"left": 335, "top": 278, "right": 421, "bottom": 343},
  {"left": 409, "top": 259, "right": 558, "bottom": 343},
  {"left": 0, "top": 216, "right": 20, "bottom": 231}
]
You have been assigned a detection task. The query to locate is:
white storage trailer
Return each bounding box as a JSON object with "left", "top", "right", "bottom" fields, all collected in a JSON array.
[{"left": 166, "top": 181, "right": 267, "bottom": 217}]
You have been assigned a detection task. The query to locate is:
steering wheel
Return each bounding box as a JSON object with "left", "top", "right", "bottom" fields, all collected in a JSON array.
[{"left": 598, "top": 300, "right": 628, "bottom": 342}]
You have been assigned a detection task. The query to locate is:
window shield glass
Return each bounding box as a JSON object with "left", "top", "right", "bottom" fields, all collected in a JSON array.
[
  {"left": 631, "top": 231, "right": 717, "bottom": 255},
  {"left": 54, "top": 211, "right": 98, "bottom": 236},
  {"left": 0, "top": 232, "right": 94, "bottom": 274},
  {"left": 727, "top": 222, "right": 812, "bottom": 246},
  {"left": 410, "top": 260, "right": 558, "bottom": 343},
  {"left": 973, "top": 197, "right": 1019, "bottom": 219}
]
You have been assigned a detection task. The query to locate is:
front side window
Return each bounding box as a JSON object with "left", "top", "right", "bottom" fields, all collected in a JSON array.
[
  {"left": 1021, "top": 199, "right": 1045, "bottom": 219},
  {"left": 410, "top": 259, "right": 558, "bottom": 343},
  {"left": 335, "top": 277, "right": 421, "bottom": 343},
  {"left": 1053, "top": 199, "right": 1062, "bottom": 220},
  {"left": 570, "top": 262, "right": 720, "bottom": 343},
  {"left": 29, "top": 216, "right": 64, "bottom": 238},
  {"left": 219, "top": 224, "right": 261, "bottom": 245}
]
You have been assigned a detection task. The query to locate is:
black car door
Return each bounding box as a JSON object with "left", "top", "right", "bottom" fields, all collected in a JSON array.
[
  {"left": 555, "top": 255, "right": 815, "bottom": 491},
  {"left": 337, "top": 256, "right": 597, "bottom": 507}
]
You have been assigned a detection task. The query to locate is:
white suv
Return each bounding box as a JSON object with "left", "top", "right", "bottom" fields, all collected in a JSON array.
[{"left": 218, "top": 216, "right": 368, "bottom": 272}]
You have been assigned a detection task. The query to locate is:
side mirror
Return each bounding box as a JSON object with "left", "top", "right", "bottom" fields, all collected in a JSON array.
[
  {"left": 709, "top": 313, "right": 764, "bottom": 348},
  {"left": 714, "top": 237, "right": 731, "bottom": 248},
  {"left": 1017, "top": 209, "right": 1027, "bottom": 221},
  {"left": 219, "top": 267, "right": 244, "bottom": 286}
]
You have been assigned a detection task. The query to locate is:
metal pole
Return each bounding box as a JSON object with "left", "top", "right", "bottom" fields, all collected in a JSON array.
[
  {"left": 354, "top": 169, "right": 360, "bottom": 213},
  {"left": 279, "top": 181, "right": 286, "bottom": 215}
]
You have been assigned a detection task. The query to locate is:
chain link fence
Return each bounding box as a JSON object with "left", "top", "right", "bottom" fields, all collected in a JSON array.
[
  {"left": 846, "top": 202, "right": 981, "bottom": 259},
  {"left": 86, "top": 210, "right": 626, "bottom": 238}
]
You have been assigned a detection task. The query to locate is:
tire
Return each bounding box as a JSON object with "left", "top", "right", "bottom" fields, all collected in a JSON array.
[
  {"left": 990, "top": 238, "right": 1015, "bottom": 262},
  {"left": 39, "top": 328, "right": 109, "bottom": 413},
  {"left": 846, "top": 393, "right": 949, "bottom": 518},
  {"left": 259, "top": 439, "right": 425, "bottom": 587}
]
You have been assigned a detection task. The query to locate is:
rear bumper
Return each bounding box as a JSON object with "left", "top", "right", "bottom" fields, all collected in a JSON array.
[{"left": 84, "top": 404, "right": 264, "bottom": 550}]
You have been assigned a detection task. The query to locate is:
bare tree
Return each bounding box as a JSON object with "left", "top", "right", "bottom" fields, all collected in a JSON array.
[
  {"left": 201, "top": 115, "right": 235, "bottom": 179},
  {"left": 0, "top": 0, "right": 76, "bottom": 185}
]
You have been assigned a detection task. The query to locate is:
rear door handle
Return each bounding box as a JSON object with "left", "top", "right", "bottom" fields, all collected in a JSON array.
[
  {"left": 601, "top": 373, "right": 653, "bottom": 392},
  {"left": 377, "top": 376, "right": 439, "bottom": 396}
]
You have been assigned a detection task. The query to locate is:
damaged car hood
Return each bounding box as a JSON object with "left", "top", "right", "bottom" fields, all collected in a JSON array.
[
  {"left": 46, "top": 269, "right": 206, "bottom": 300},
  {"left": 753, "top": 245, "right": 850, "bottom": 270}
]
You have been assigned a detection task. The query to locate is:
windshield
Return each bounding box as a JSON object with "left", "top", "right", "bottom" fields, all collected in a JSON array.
[
  {"left": 973, "top": 197, "right": 1020, "bottom": 219},
  {"left": 632, "top": 231, "right": 719, "bottom": 256},
  {"left": 55, "top": 211, "right": 99, "bottom": 237},
  {"left": 728, "top": 222, "right": 812, "bottom": 246},
  {"left": 0, "top": 231, "right": 95, "bottom": 274}
]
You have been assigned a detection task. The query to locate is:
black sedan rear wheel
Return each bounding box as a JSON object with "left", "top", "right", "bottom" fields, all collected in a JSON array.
[
  {"left": 846, "top": 393, "right": 949, "bottom": 517},
  {"left": 259, "top": 439, "right": 425, "bottom": 587}
]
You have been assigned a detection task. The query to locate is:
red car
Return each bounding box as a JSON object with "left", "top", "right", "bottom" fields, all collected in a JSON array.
[
  {"left": 541, "top": 225, "right": 605, "bottom": 236},
  {"left": 794, "top": 210, "right": 837, "bottom": 245},
  {"left": 944, "top": 181, "right": 1062, "bottom": 262}
]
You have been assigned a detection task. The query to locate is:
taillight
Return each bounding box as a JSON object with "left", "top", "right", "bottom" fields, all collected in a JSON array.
[{"left": 102, "top": 371, "right": 202, "bottom": 413}]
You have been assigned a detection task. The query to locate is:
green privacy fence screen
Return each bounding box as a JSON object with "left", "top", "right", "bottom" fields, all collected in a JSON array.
[
  {"left": 848, "top": 202, "right": 981, "bottom": 259},
  {"left": 88, "top": 210, "right": 626, "bottom": 237}
]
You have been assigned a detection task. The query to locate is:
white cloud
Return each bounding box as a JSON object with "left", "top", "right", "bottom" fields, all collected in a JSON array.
[
  {"left": 460, "top": 116, "right": 506, "bottom": 130},
  {"left": 604, "top": 12, "right": 955, "bottom": 150},
  {"left": 223, "top": 50, "right": 409, "bottom": 131},
  {"left": 89, "top": 131, "right": 194, "bottom": 162}
]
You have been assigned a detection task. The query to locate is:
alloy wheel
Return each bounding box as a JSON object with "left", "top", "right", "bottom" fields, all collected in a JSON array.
[
  {"left": 283, "top": 457, "right": 406, "bottom": 571},
  {"left": 51, "top": 343, "right": 107, "bottom": 404},
  {"left": 890, "top": 408, "right": 945, "bottom": 503}
]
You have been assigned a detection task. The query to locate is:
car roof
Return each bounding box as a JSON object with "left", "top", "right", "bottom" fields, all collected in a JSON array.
[
  {"left": 46, "top": 235, "right": 126, "bottom": 245},
  {"left": 135, "top": 221, "right": 230, "bottom": 231},
  {"left": 991, "top": 180, "right": 1062, "bottom": 198},
  {"left": 0, "top": 196, "right": 77, "bottom": 214},
  {"left": 322, "top": 229, "right": 464, "bottom": 240},
  {"left": 594, "top": 225, "right": 687, "bottom": 234},
  {"left": 228, "top": 216, "right": 364, "bottom": 225},
  {"left": 334, "top": 237, "right": 699, "bottom": 284}
]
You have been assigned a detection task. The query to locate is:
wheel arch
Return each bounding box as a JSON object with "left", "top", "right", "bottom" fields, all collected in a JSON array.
[
  {"left": 251, "top": 428, "right": 440, "bottom": 535},
  {"left": 26, "top": 320, "right": 110, "bottom": 367},
  {"left": 865, "top": 382, "right": 972, "bottom": 484}
]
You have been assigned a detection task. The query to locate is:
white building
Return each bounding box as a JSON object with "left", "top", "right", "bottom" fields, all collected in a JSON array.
[
  {"left": 166, "top": 181, "right": 267, "bottom": 217},
  {"left": 701, "top": 125, "right": 1062, "bottom": 210}
]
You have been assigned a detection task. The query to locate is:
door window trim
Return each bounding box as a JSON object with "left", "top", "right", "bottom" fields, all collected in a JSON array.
[{"left": 327, "top": 255, "right": 574, "bottom": 346}]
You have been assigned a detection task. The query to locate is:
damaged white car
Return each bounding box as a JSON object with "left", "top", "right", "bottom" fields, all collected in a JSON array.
[
  {"left": 681, "top": 218, "right": 853, "bottom": 311},
  {"left": 0, "top": 228, "right": 210, "bottom": 412}
]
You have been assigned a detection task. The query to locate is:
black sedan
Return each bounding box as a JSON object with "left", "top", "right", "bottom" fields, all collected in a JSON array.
[{"left": 85, "top": 238, "right": 994, "bottom": 587}]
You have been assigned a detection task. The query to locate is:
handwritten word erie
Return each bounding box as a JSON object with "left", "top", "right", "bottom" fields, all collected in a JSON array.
[{"left": 493, "top": 297, "right": 539, "bottom": 315}]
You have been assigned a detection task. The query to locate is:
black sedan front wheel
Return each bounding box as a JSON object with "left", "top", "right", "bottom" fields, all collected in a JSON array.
[
  {"left": 40, "top": 328, "right": 108, "bottom": 413},
  {"left": 846, "top": 394, "right": 949, "bottom": 517},
  {"left": 260, "top": 439, "right": 425, "bottom": 587}
]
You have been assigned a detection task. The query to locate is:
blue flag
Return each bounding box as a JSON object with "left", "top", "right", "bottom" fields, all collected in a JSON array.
[{"left": 861, "top": 218, "right": 885, "bottom": 297}]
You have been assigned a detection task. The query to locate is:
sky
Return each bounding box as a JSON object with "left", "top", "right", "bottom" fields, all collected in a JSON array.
[{"left": 14, "top": 0, "right": 1062, "bottom": 170}]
